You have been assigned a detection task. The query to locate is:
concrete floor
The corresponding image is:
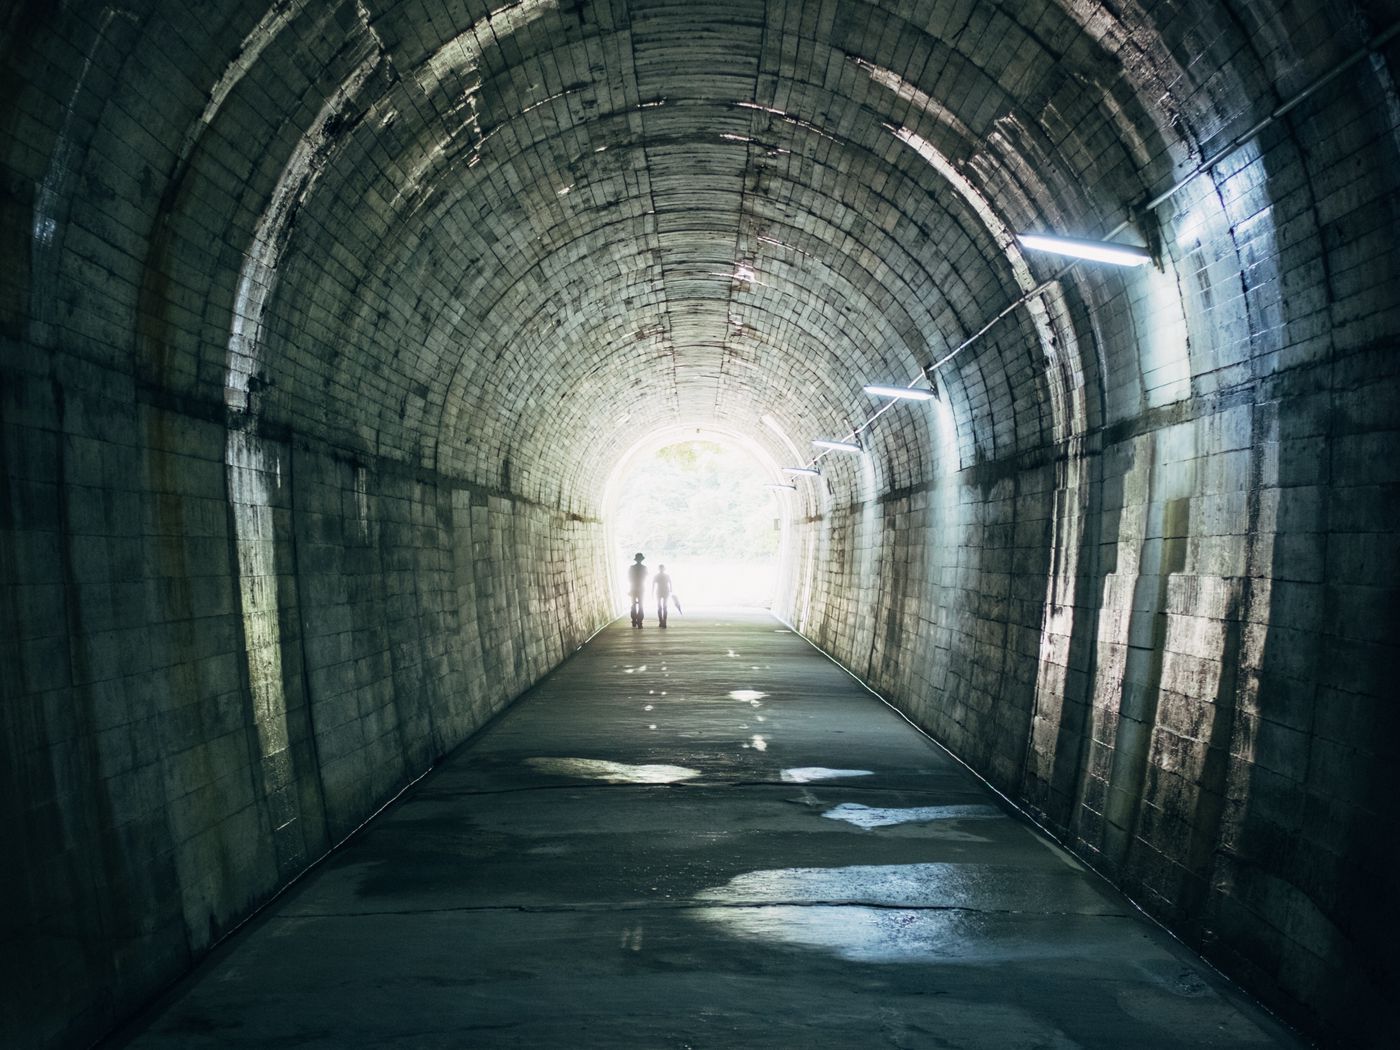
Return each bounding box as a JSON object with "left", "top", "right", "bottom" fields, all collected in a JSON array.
[{"left": 110, "top": 612, "right": 1302, "bottom": 1048}]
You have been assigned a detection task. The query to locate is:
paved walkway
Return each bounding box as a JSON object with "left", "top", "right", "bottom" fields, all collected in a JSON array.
[{"left": 112, "top": 612, "right": 1299, "bottom": 1048}]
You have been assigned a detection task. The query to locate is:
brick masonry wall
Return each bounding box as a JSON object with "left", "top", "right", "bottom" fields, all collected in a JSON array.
[
  {"left": 786, "top": 374, "right": 1400, "bottom": 1046},
  {"left": 781, "top": 60, "right": 1400, "bottom": 1048},
  {"left": 0, "top": 356, "right": 610, "bottom": 1047},
  {"left": 3, "top": 1, "right": 1399, "bottom": 1047}
]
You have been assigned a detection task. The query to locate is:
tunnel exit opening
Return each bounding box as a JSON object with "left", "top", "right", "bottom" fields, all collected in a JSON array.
[{"left": 601, "top": 428, "right": 794, "bottom": 614}]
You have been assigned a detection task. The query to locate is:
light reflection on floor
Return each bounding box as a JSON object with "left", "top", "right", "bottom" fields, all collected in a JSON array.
[
  {"left": 701, "top": 862, "right": 981, "bottom": 907},
  {"left": 525, "top": 757, "right": 701, "bottom": 783},
  {"left": 692, "top": 902, "right": 969, "bottom": 962},
  {"left": 780, "top": 767, "right": 874, "bottom": 783},
  {"left": 696, "top": 862, "right": 979, "bottom": 962},
  {"left": 821, "top": 802, "right": 1003, "bottom": 828},
  {"left": 693, "top": 861, "right": 1122, "bottom": 963},
  {"left": 697, "top": 860, "right": 1121, "bottom": 915}
]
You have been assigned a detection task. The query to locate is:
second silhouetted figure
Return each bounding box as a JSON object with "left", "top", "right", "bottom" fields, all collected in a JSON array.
[{"left": 652, "top": 564, "right": 675, "bottom": 628}]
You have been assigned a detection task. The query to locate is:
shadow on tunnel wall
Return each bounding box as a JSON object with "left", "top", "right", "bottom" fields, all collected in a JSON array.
[
  {"left": 0, "top": 369, "right": 614, "bottom": 1047},
  {"left": 1203, "top": 363, "right": 1400, "bottom": 1046},
  {"left": 790, "top": 370, "right": 1400, "bottom": 1048},
  {"left": 1032, "top": 439, "right": 1117, "bottom": 840}
]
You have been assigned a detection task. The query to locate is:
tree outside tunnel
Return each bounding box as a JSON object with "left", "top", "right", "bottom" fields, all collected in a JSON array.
[{"left": 608, "top": 439, "right": 782, "bottom": 609}]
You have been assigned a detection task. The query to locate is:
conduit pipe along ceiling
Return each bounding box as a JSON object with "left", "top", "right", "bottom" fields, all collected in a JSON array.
[{"left": 792, "top": 13, "right": 1400, "bottom": 477}]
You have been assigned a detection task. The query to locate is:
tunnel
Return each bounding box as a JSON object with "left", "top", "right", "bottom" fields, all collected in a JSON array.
[{"left": 2, "top": 0, "right": 1398, "bottom": 1045}]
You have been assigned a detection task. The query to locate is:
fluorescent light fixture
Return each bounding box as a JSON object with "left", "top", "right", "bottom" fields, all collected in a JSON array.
[
  {"left": 863, "top": 384, "right": 936, "bottom": 401},
  {"left": 766, "top": 482, "right": 797, "bottom": 491},
  {"left": 782, "top": 466, "right": 820, "bottom": 476},
  {"left": 813, "top": 439, "right": 862, "bottom": 453},
  {"left": 1017, "top": 232, "right": 1151, "bottom": 267}
]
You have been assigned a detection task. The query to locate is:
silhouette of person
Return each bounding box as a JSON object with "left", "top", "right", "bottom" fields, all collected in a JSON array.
[
  {"left": 628, "top": 553, "right": 647, "bottom": 627},
  {"left": 652, "top": 565, "right": 674, "bottom": 628}
]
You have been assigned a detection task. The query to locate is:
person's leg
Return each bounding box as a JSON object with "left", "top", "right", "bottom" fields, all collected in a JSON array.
[{"left": 658, "top": 600, "right": 667, "bottom": 627}]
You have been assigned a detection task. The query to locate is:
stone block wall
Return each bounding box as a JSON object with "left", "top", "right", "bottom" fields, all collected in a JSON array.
[
  {"left": 785, "top": 363, "right": 1400, "bottom": 1045},
  {"left": 5, "top": 1, "right": 1399, "bottom": 1047},
  {"left": 0, "top": 357, "right": 611, "bottom": 1048},
  {"left": 783, "top": 255, "right": 1399, "bottom": 1050},
  {"left": 777, "top": 24, "right": 1400, "bottom": 1041}
]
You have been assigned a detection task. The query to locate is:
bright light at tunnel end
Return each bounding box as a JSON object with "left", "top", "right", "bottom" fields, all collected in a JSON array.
[
  {"left": 1017, "top": 232, "right": 1151, "bottom": 267},
  {"left": 863, "top": 384, "right": 937, "bottom": 401},
  {"left": 813, "top": 439, "right": 862, "bottom": 453}
]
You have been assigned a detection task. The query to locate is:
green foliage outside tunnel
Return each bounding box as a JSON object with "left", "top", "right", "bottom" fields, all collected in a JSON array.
[{"left": 612, "top": 440, "right": 780, "bottom": 606}]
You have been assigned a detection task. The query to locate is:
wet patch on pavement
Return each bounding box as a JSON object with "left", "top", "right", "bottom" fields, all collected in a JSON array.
[
  {"left": 525, "top": 757, "right": 702, "bottom": 784},
  {"left": 821, "top": 802, "right": 1004, "bottom": 828},
  {"left": 781, "top": 767, "right": 874, "bottom": 783}
]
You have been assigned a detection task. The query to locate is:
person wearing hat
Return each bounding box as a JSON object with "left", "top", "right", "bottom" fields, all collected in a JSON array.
[{"left": 627, "top": 553, "right": 647, "bottom": 627}]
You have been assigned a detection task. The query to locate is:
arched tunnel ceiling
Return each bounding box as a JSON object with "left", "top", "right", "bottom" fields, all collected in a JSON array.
[
  {"left": 104, "top": 0, "right": 1376, "bottom": 510},
  {"left": 8, "top": 6, "right": 1400, "bottom": 1044}
]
